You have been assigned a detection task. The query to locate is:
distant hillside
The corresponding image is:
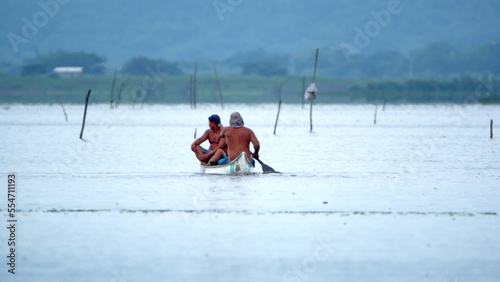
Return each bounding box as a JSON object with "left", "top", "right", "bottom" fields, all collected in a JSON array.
[{"left": 1, "top": 0, "right": 500, "bottom": 73}]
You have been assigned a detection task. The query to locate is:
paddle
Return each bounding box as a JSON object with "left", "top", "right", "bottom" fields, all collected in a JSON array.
[{"left": 255, "top": 158, "right": 278, "bottom": 173}]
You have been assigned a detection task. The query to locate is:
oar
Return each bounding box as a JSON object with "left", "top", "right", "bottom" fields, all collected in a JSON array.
[{"left": 255, "top": 158, "right": 278, "bottom": 173}]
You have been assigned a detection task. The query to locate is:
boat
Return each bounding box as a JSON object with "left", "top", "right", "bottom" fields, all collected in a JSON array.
[{"left": 199, "top": 152, "right": 256, "bottom": 174}]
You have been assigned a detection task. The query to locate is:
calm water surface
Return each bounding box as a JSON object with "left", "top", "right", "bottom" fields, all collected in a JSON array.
[{"left": 1, "top": 104, "right": 499, "bottom": 281}]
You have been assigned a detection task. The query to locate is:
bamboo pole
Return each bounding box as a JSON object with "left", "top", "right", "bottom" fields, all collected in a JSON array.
[
  {"left": 56, "top": 93, "right": 68, "bottom": 122},
  {"left": 132, "top": 89, "right": 138, "bottom": 108},
  {"left": 309, "top": 100, "right": 314, "bottom": 132},
  {"left": 491, "top": 119, "right": 494, "bottom": 139},
  {"left": 189, "top": 74, "right": 193, "bottom": 108},
  {"left": 274, "top": 99, "right": 282, "bottom": 135},
  {"left": 115, "top": 75, "right": 130, "bottom": 108},
  {"left": 310, "top": 48, "right": 319, "bottom": 132},
  {"left": 193, "top": 64, "right": 197, "bottom": 109},
  {"left": 141, "top": 90, "right": 149, "bottom": 109},
  {"left": 214, "top": 67, "right": 224, "bottom": 109},
  {"left": 301, "top": 76, "right": 305, "bottom": 109},
  {"left": 371, "top": 84, "right": 377, "bottom": 125},
  {"left": 312, "top": 48, "right": 319, "bottom": 83},
  {"left": 273, "top": 83, "right": 283, "bottom": 135},
  {"left": 110, "top": 68, "right": 117, "bottom": 109},
  {"left": 79, "top": 89, "right": 91, "bottom": 140}
]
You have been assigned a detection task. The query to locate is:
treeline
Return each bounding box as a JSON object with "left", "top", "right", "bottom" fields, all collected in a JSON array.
[
  {"left": 349, "top": 76, "right": 500, "bottom": 103},
  {"left": 7, "top": 40, "right": 500, "bottom": 79},
  {"left": 1, "top": 75, "right": 498, "bottom": 104}
]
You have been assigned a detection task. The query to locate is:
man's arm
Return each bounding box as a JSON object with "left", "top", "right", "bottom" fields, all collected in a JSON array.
[
  {"left": 191, "top": 130, "right": 210, "bottom": 151},
  {"left": 200, "top": 132, "right": 226, "bottom": 160},
  {"left": 249, "top": 129, "right": 260, "bottom": 159}
]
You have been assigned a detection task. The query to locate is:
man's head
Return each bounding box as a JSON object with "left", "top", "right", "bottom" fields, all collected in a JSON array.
[
  {"left": 230, "top": 112, "right": 244, "bottom": 128},
  {"left": 208, "top": 114, "right": 221, "bottom": 128}
]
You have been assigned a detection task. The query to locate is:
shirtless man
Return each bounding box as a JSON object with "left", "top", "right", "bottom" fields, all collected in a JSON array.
[
  {"left": 191, "top": 114, "right": 227, "bottom": 165},
  {"left": 208, "top": 112, "right": 260, "bottom": 166}
]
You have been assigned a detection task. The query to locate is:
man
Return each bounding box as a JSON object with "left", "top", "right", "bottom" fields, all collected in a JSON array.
[
  {"left": 191, "top": 114, "right": 227, "bottom": 165},
  {"left": 207, "top": 112, "right": 260, "bottom": 166}
]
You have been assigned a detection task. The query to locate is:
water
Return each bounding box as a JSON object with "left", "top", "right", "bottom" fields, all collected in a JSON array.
[{"left": 1, "top": 103, "right": 499, "bottom": 281}]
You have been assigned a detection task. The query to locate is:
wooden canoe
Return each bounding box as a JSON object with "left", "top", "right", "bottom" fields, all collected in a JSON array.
[{"left": 199, "top": 152, "right": 255, "bottom": 174}]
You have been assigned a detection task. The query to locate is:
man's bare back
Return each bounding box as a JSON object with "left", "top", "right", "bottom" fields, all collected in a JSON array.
[{"left": 221, "top": 125, "right": 260, "bottom": 162}]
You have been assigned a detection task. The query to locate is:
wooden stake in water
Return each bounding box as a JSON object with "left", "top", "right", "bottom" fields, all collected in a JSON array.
[
  {"left": 79, "top": 89, "right": 91, "bottom": 140},
  {"left": 110, "top": 68, "right": 117, "bottom": 109},
  {"left": 56, "top": 93, "right": 68, "bottom": 122},
  {"left": 273, "top": 83, "right": 283, "bottom": 135},
  {"left": 141, "top": 90, "right": 149, "bottom": 109},
  {"left": 312, "top": 48, "right": 319, "bottom": 83},
  {"left": 309, "top": 100, "right": 314, "bottom": 132},
  {"left": 193, "top": 64, "right": 198, "bottom": 109},
  {"left": 491, "top": 119, "right": 494, "bottom": 139},
  {"left": 274, "top": 99, "right": 282, "bottom": 135},
  {"left": 214, "top": 67, "right": 224, "bottom": 109},
  {"left": 115, "top": 75, "right": 130, "bottom": 108},
  {"left": 301, "top": 76, "right": 305, "bottom": 109},
  {"left": 310, "top": 48, "right": 319, "bottom": 132},
  {"left": 194, "top": 128, "right": 197, "bottom": 139},
  {"left": 132, "top": 88, "right": 141, "bottom": 108},
  {"left": 371, "top": 84, "right": 377, "bottom": 125},
  {"left": 189, "top": 74, "right": 193, "bottom": 108}
]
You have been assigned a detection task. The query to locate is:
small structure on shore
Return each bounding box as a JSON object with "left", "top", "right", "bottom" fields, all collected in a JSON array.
[{"left": 53, "top": 66, "right": 83, "bottom": 77}]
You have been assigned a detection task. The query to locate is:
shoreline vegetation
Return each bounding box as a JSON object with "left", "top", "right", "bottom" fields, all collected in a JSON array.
[{"left": 1, "top": 75, "right": 499, "bottom": 105}]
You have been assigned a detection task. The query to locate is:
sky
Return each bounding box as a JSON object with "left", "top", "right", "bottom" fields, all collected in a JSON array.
[{"left": 1, "top": 0, "right": 499, "bottom": 68}]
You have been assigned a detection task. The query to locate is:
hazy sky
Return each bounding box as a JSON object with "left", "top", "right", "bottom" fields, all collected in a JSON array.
[{"left": 1, "top": 0, "right": 499, "bottom": 67}]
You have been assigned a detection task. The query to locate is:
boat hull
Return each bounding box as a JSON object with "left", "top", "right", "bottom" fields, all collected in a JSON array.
[{"left": 199, "top": 152, "right": 256, "bottom": 174}]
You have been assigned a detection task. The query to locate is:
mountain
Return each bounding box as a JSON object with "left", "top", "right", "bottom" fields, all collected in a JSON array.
[{"left": 1, "top": 0, "right": 500, "bottom": 72}]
